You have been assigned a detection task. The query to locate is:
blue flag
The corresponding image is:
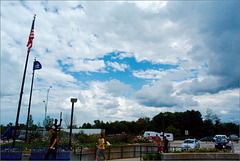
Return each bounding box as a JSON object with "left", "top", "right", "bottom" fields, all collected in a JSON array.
[{"left": 33, "top": 61, "right": 42, "bottom": 70}]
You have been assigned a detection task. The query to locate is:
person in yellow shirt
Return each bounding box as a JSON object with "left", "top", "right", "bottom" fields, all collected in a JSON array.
[{"left": 95, "top": 134, "right": 106, "bottom": 161}]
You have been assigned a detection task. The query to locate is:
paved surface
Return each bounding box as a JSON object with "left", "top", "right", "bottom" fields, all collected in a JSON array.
[
  {"left": 1, "top": 139, "right": 239, "bottom": 161},
  {"left": 233, "top": 141, "right": 240, "bottom": 153},
  {"left": 110, "top": 141, "right": 240, "bottom": 161}
]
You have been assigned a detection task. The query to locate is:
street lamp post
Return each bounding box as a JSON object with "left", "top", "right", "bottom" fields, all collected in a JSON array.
[
  {"left": 43, "top": 100, "right": 46, "bottom": 136},
  {"left": 162, "top": 113, "right": 168, "bottom": 153},
  {"left": 162, "top": 113, "right": 168, "bottom": 140},
  {"left": 43, "top": 86, "right": 52, "bottom": 135},
  {"left": 69, "top": 98, "right": 77, "bottom": 148}
]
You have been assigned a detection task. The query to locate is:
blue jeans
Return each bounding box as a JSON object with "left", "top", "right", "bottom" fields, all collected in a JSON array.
[
  {"left": 45, "top": 148, "right": 57, "bottom": 160},
  {"left": 163, "top": 146, "right": 168, "bottom": 153}
]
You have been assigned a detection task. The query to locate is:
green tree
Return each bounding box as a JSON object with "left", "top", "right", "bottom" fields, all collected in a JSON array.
[
  {"left": 43, "top": 116, "right": 54, "bottom": 130},
  {"left": 166, "top": 125, "right": 181, "bottom": 138},
  {"left": 205, "top": 108, "right": 220, "bottom": 124},
  {"left": 27, "top": 115, "right": 34, "bottom": 128},
  {"left": 82, "top": 123, "right": 92, "bottom": 128},
  {"left": 205, "top": 108, "right": 221, "bottom": 134},
  {"left": 203, "top": 119, "right": 214, "bottom": 136},
  {"left": 7, "top": 122, "right": 13, "bottom": 127}
]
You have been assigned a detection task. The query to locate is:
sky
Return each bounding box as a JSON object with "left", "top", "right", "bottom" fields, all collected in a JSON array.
[{"left": 1, "top": 1, "right": 239, "bottom": 128}]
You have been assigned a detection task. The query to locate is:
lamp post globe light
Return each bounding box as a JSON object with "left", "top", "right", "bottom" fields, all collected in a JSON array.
[{"left": 43, "top": 86, "right": 52, "bottom": 135}]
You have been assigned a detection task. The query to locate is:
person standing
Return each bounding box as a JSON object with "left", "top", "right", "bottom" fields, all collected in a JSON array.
[
  {"left": 163, "top": 136, "right": 169, "bottom": 153},
  {"left": 95, "top": 134, "right": 106, "bottom": 161},
  {"left": 227, "top": 138, "right": 232, "bottom": 150},
  {"left": 45, "top": 126, "right": 57, "bottom": 160},
  {"left": 222, "top": 139, "right": 227, "bottom": 149},
  {"left": 157, "top": 138, "right": 163, "bottom": 153}
]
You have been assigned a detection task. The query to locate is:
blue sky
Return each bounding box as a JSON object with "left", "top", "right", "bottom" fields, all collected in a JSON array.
[{"left": 1, "top": 1, "right": 239, "bottom": 127}]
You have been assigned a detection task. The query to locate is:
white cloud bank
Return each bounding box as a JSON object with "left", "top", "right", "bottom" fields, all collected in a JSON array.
[{"left": 1, "top": 1, "right": 239, "bottom": 126}]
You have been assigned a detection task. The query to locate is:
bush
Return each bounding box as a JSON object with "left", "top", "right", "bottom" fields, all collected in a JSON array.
[
  {"left": 184, "top": 148, "right": 230, "bottom": 153},
  {"left": 74, "top": 132, "right": 99, "bottom": 146},
  {"left": 142, "top": 153, "right": 162, "bottom": 160},
  {"left": 105, "top": 134, "right": 135, "bottom": 145},
  {"left": 28, "top": 130, "right": 43, "bottom": 144},
  {"left": 132, "top": 137, "right": 150, "bottom": 144},
  {"left": 172, "top": 150, "right": 183, "bottom": 153}
]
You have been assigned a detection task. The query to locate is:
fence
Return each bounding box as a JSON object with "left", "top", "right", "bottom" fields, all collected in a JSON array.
[{"left": 73, "top": 144, "right": 182, "bottom": 160}]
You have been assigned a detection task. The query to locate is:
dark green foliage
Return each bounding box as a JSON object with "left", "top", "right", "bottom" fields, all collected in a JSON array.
[
  {"left": 105, "top": 134, "right": 135, "bottom": 145},
  {"left": 187, "top": 148, "right": 230, "bottom": 153},
  {"left": 82, "top": 110, "right": 238, "bottom": 139},
  {"left": 43, "top": 116, "right": 54, "bottom": 130},
  {"left": 142, "top": 153, "right": 162, "bottom": 160},
  {"left": 74, "top": 132, "right": 99, "bottom": 146},
  {"left": 27, "top": 130, "right": 43, "bottom": 144}
]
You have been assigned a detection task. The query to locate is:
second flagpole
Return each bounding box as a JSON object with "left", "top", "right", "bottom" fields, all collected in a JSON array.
[{"left": 25, "top": 58, "right": 36, "bottom": 143}]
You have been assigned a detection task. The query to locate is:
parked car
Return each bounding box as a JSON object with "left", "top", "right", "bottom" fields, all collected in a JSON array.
[
  {"left": 200, "top": 136, "right": 214, "bottom": 142},
  {"left": 181, "top": 139, "right": 200, "bottom": 150},
  {"left": 213, "top": 134, "right": 227, "bottom": 141},
  {"left": 215, "top": 137, "right": 228, "bottom": 150},
  {"left": 147, "top": 136, "right": 161, "bottom": 142},
  {"left": 228, "top": 134, "right": 239, "bottom": 142},
  {"left": 16, "top": 134, "right": 26, "bottom": 141}
]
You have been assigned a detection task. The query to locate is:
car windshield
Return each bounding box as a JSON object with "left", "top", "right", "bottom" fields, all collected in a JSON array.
[
  {"left": 184, "top": 140, "right": 194, "bottom": 143},
  {"left": 216, "top": 138, "right": 226, "bottom": 142}
]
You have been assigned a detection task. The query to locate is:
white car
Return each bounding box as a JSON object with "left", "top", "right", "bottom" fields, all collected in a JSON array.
[
  {"left": 213, "top": 134, "right": 227, "bottom": 141},
  {"left": 181, "top": 139, "right": 200, "bottom": 150}
]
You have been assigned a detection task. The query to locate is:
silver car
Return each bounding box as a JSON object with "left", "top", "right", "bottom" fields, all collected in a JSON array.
[{"left": 181, "top": 139, "right": 200, "bottom": 150}]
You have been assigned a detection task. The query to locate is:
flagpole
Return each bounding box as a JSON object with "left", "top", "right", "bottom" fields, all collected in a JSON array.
[
  {"left": 12, "top": 14, "right": 36, "bottom": 147},
  {"left": 25, "top": 58, "right": 36, "bottom": 143},
  {"left": 12, "top": 49, "right": 30, "bottom": 146}
]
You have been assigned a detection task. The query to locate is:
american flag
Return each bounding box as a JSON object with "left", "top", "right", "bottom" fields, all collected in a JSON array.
[{"left": 27, "top": 15, "right": 36, "bottom": 50}]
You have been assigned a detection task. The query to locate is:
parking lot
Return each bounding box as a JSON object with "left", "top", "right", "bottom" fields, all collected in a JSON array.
[{"left": 170, "top": 140, "right": 240, "bottom": 153}]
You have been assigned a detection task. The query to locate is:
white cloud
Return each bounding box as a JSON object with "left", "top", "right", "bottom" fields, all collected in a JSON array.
[
  {"left": 69, "top": 59, "right": 106, "bottom": 72},
  {"left": 106, "top": 61, "right": 129, "bottom": 72},
  {"left": 192, "top": 89, "right": 239, "bottom": 122},
  {"left": 1, "top": 1, "right": 239, "bottom": 126},
  {"left": 132, "top": 1, "right": 168, "bottom": 13}
]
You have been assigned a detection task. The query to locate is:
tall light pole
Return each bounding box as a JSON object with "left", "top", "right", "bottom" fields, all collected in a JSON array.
[
  {"left": 69, "top": 98, "right": 77, "bottom": 148},
  {"left": 162, "top": 113, "right": 168, "bottom": 153},
  {"left": 162, "top": 113, "right": 168, "bottom": 140},
  {"left": 43, "top": 100, "right": 46, "bottom": 135},
  {"left": 43, "top": 86, "right": 52, "bottom": 135}
]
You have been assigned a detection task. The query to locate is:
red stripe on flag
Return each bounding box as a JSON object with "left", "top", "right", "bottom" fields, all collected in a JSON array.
[
  {"left": 27, "top": 30, "right": 34, "bottom": 50},
  {"left": 27, "top": 15, "right": 36, "bottom": 50}
]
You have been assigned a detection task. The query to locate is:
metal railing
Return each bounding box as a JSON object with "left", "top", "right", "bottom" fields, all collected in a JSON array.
[{"left": 73, "top": 144, "right": 181, "bottom": 160}]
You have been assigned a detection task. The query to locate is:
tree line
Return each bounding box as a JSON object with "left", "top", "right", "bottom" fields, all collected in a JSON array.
[
  {"left": 80, "top": 109, "right": 238, "bottom": 139},
  {"left": 1, "top": 109, "right": 238, "bottom": 140}
]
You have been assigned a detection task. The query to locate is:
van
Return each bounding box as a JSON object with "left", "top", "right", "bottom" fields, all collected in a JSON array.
[
  {"left": 229, "top": 134, "right": 239, "bottom": 142},
  {"left": 143, "top": 131, "right": 159, "bottom": 137},
  {"left": 143, "top": 131, "right": 174, "bottom": 142}
]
